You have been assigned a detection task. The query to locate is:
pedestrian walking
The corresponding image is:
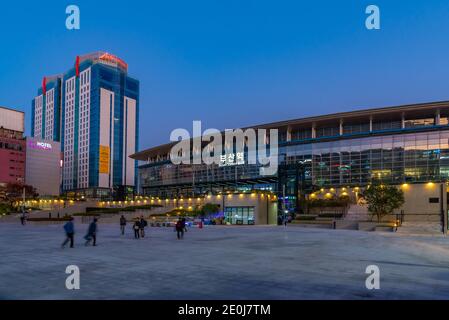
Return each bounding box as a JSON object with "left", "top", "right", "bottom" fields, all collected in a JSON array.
[
  {"left": 133, "top": 219, "right": 141, "bottom": 239},
  {"left": 139, "top": 216, "right": 147, "bottom": 238},
  {"left": 20, "top": 212, "right": 27, "bottom": 225},
  {"left": 84, "top": 218, "right": 98, "bottom": 246},
  {"left": 182, "top": 217, "right": 187, "bottom": 233},
  {"left": 62, "top": 217, "right": 75, "bottom": 248},
  {"left": 175, "top": 218, "right": 184, "bottom": 239},
  {"left": 120, "top": 215, "right": 127, "bottom": 235}
]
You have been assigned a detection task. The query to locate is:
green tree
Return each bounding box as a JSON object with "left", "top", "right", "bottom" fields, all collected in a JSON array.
[
  {"left": 3, "top": 183, "right": 39, "bottom": 207},
  {"left": 360, "top": 184, "right": 404, "bottom": 222},
  {"left": 200, "top": 203, "right": 220, "bottom": 217}
]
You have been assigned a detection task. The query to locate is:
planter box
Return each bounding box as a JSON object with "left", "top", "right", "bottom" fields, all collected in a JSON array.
[
  {"left": 334, "top": 220, "right": 358, "bottom": 230},
  {"left": 375, "top": 226, "right": 395, "bottom": 232},
  {"left": 318, "top": 213, "right": 344, "bottom": 219},
  {"left": 291, "top": 221, "right": 333, "bottom": 229},
  {"left": 358, "top": 222, "right": 378, "bottom": 231},
  {"left": 358, "top": 221, "right": 395, "bottom": 231},
  {"left": 27, "top": 220, "right": 67, "bottom": 225},
  {"left": 295, "top": 215, "right": 318, "bottom": 221}
]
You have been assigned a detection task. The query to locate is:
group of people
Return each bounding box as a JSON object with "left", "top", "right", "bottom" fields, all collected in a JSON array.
[
  {"left": 61, "top": 214, "right": 190, "bottom": 248},
  {"left": 121, "top": 215, "right": 188, "bottom": 240},
  {"left": 131, "top": 215, "right": 148, "bottom": 239},
  {"left": 61, "top": 217, "right": 98, "bottom": 248},
  {"left": 119, "top": 215, "right": 148, "bottom": 238}
]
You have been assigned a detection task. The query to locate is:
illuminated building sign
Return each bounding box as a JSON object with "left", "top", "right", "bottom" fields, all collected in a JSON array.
[
  {"left": 99, "top": 53, "right": 128, "bottom": 71},
  {"left": 28, "top": 140, "right": 52, "bottom": 150},
  {"left": 219, "top": 152, "right": 245, "bottom": 167}
]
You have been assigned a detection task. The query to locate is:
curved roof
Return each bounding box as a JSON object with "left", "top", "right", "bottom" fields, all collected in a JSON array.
[{"left": 131, "top": 99, "right": 449, "bottom": 161}]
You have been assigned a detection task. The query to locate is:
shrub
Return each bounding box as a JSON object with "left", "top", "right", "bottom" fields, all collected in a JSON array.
[
  {"left": 86, "top": 204, "right": 160, "bottom": 214},
  {"left": 27, "top": 217, "right": 71, "bottom": 222},
  {"left": 0, "top": 203, "right": 14, "bottom": 215},
  {"left": 318, "top": 213, "right": 344, "bottom": 218},
  {"left": 199, "top": 203, "right": 220, "bottom": 217},
  {"left": 132, "top": 204, "right": 162, "bottom": 210},
  {"left": 307, "top": 198, "right": 349, "bottom": 208},
  {"left": 295, "top": 215, "right": 317, "bottom": 221},
  {"left": 86, "top": 207, "right": 126, "bottom": 213},
  {"left": 157, "top": 208, "right": 202, "bottom": 217},
  {"left": 72, "top": 212, "right": 101, "bottom": 217}
]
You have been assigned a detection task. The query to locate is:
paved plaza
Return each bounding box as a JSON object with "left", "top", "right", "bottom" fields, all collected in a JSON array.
[{"left": 1, "top": 222, "right": 449, "bottom": 299}]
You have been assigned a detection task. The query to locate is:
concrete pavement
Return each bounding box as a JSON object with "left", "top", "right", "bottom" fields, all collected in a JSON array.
[{"left": 1, "top": 223, "right": 449, "bottom": 299}]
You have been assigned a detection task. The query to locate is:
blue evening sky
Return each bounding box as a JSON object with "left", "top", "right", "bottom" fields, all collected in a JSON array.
[{"left": 1, "top": 0, "right": 449, "bottom": 149}]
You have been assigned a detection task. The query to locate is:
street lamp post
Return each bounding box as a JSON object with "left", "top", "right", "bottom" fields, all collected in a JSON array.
[{"left": 22, "top": 186, "right": 25, "bottom": 218}]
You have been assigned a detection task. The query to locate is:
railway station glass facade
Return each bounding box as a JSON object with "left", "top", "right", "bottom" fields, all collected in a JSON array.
[
  {"left": 224, "top": 206, "right": 255, "bottom": 225},
  {"left": 133, "top": 102, "right": 449, "bottom": 227},
  {"left": 281, "top": 130, "right": 449, "bottom": 187}
]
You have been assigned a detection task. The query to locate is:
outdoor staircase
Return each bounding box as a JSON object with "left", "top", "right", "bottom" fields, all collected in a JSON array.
[
  {"left": 344, "top": 204, "right": 369, "bottom": 221},
  {"left": 396, "top": 221, "right": 443, "bottom": 236}
]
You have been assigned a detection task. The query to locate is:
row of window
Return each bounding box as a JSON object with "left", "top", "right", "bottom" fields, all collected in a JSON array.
[
  {"left": 140, "top": 163, "right": 263, "bottom": 187},
  {"left": 279, "top": 118, "right": 449, "bottom": 142},
  {"left": 66, "top": 78, "right": 76, "bottom": 92},
  {"left": 80, "top": 69, "right": 91, "bottom": 86},
  {"left": 34, "top": 99, "right": 43, "bottom": 136},
  {"left": 9, "top": 158, "right": 24, "bottom": 162},
  {"left": 140, "top": 130, "right": 449, "bottom": 189},
  {"left": 282, "top": 131, "right": 449, "bottom": 186},
  {"left": 46, "top": 89, "right": 54, "bottom": 103},
  {"left": 62, "top": 78, "right": 75, "bottom": 195},
  {"left": 78, "top": 79, "right": 90, "bottom": 189},
  {"left": 0, "top": 142, "right": 24, "bottom": 151},
  {"left": 45, "top": 101, "right": 54, "bottom": 140}
]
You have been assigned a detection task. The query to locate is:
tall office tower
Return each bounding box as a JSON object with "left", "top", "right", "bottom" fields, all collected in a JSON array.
[
  {"left": 31, "top": 75, "right": 62, "bottom": 141},
  {"left": 32, "top": 52, "right": 139, "bottom": 199}
]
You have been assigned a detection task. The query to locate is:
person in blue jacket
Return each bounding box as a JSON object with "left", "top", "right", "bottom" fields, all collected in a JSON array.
[{"left": 62, "top": 217, "right": 75, "bottom": 248}]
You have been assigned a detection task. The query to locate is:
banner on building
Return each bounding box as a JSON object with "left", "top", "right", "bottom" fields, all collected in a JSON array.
[{"left": 99, "top": 145, "right": 110, "bottom": 174}]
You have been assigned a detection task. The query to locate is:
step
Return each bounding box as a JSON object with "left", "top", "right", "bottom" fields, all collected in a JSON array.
[
  {"left": 397, "top": 222, "right": 443, "bottom": 235},
  {"left": 290, "top": 222, "right": 333, "bottom": 229}
]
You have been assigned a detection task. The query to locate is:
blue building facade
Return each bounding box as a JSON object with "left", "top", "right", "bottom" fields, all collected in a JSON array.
[
  {"left": 31, "top": 76, "right": 62, "bottom": 142},
  {"left": 32, "top": 52, "right": 139, "bottom": 199}
]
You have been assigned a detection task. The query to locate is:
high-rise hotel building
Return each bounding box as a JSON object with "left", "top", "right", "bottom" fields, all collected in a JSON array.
[{"left": 31, "top": 52, "right": 139, "bottom": 199}]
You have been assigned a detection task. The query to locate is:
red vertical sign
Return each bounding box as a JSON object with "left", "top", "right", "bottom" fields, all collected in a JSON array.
[
  {"left": 42, "top": 77, "right": 47, "bottom": 95},
  {"left": 75, "top": 55, "right": 80, "bottom": 77}
]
